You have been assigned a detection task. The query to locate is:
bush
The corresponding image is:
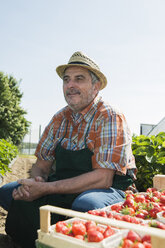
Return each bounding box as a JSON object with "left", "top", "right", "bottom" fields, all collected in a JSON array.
[
  {"left": 132, "top": 132, "right": 165, "bottom": 191},
  {"left": 0, "top": 139, "right": 18, "bottom": 176},
  {"left": 0, "top": 72, "right": 30, "bottom": 145}
]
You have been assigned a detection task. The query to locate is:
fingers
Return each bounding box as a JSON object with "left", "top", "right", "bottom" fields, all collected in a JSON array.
[
  {"left": 35, "top": 176, "right": 45, "bottom": 182},
  {"left": 12, "top": 185, "right": 30, "bottom": 200},
  {"left": 17, "top": 178, "right": 33, "bottom": 185},
  {"left": 18, "top": 185, "right": 30, "bottom": 197}
]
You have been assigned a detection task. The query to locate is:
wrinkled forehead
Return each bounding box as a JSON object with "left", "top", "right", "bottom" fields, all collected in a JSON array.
[{"left": 64, "top": 66, "right": 90, "bottom": 76}]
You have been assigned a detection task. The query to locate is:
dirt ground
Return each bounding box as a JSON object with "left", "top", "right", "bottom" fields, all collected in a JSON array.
[{"left": 0, "top": 156, "right": 36, "bottom": 248}]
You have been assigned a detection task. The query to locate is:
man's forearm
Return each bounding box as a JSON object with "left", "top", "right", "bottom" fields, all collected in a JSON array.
[
  {"left": 46, "top": 168, "right": 115, "bottom": 195},
  {"left": 14, "top": 168, "right": 115, "bottom": 201},
  {"left": 30, "top": 159, "right": 53, "bottom": 180}
]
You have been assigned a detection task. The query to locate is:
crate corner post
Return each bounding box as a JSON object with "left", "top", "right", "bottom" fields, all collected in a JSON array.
[{"left": 40, "top": 206, "right": 51, "bottom": 233}]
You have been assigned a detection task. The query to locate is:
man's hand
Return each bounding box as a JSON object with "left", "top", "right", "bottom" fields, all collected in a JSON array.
[{"left": 12, "top": 177, "right": 47, "bottom": 201}]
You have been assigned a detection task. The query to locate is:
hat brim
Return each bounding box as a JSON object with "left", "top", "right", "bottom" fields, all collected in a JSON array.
[{"left": 56, "top": 64, "right": 107, "bottom": 90}]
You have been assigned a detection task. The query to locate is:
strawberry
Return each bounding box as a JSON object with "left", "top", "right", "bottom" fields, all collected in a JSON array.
[
  {"left": 85, "top": 221, "right": 96, "bottom": 231},
  {"left": 143, "top": 241, "right": 152, "bottom": 248},
  {"left": 55, "top": 221, "right": 67, "bottom": 232},
  {"left": 126, "top": 230, "right": 142, "bottom": 242},
  {"left": 121, "top": 207, "right": 135, "bottom": 216},
  {"left": 111, "top": 203, "right": 122, "bottom": 212},
  {"left": 99, "top": 210, "right": 107, "bottom": 217},
  {"left": 114, "top": 214, "right": 123, "bottom": 221},
  {"left": 135, "top": 213, "right": 146, "bottom": 219},
  {"left": 134, "top": 194, "right": 146, "bottom": 203},
  {"left": 121, "top": 238, "right": 133, "bottom": 248},
  {"left": 96, "top": 226, "right": 105, "bottom": 234},
  {"left": 146, "top": 187, "right": 157, "bottom": 193},
  {"left": 87, "top": 230, "right": 104, "bottom": 242},
  {"left": 132, "top": 242, "right": 145, "bottom": 248},
  {"left": 74, "top": 235, "right": 84, "bottom": 240},
  {"left": 123, "top": 198, "right": 135, "bottom": 209},
  {"left": 149, "top": 206, "right": 161, "bottom": 218},
  {"left": 162, "top": 211, "right": 165, "bottom": 217},
  {"left": 88, "top": 210, "right": 100, "bottom": 215},
  {"left": 160, "top": 195, "right": 165, "bottom": 204},
  {"left": 141, "top": 234, "right": 151, "bottom": 243},
  {"left": 122, "top": 215, "right": 132, "bottom": 223},
  {"left": 103, "top": 226, "right": 115, "bottom": 238},
  {"left": 72, "top": 222, "right": 86, "bottom": 236}
]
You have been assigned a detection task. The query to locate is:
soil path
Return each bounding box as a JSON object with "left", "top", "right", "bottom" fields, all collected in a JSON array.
[{"left": 0, "top": 156, "right": 36, "bottom": 248}]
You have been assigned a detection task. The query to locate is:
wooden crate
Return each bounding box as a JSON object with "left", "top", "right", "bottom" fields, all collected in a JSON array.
[
  {"left": 153, "top": 174, "right": 165, "bottom": 190},
  {"left": 37, "top": 205, "right": 165, "bottom": 248},
  {"left": 36, "top": 174, "right": 165, "bottom": 248}
]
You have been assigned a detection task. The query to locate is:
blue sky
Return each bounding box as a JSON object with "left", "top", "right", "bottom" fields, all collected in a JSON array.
[{"left": 0, "top": 0, "right": 165, "bottom": 141}]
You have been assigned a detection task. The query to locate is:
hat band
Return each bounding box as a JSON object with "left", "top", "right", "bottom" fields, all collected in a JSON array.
[{"left": 68, "top": 61, "right": 90, "bottom": 67}]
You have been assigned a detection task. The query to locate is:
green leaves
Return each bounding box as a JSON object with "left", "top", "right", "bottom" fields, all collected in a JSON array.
[
  {"left": 0, "top": 72, "right": 30, "bottom": 145},
  {"left": 0, "top": 139, "right": 18, "bottom": 176},
  {"left": 132, "top": 132, "right": 165, "bottom": 191}
]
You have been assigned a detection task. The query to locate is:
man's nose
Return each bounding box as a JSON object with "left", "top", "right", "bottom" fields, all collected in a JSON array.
[{"left": 66, "top": 79, "right": 76, "bottom": 87}]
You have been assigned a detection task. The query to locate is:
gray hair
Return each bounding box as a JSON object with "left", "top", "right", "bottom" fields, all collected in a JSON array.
[{"left": 89, "top": 71, "right": 99, "bottom": 84}]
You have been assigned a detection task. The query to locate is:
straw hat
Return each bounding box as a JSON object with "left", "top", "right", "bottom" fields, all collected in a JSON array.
[{"left": 56, "top": 51, "right": 107, "bottom": 90}]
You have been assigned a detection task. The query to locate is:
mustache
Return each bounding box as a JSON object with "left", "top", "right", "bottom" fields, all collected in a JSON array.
[{"left": 66, "top": 88, "right": 80, "bottom": 95}]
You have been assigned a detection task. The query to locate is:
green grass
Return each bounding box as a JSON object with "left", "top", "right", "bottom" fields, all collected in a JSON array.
[{"left": 18, "top": 154, "right": 36, "bottom": 159}]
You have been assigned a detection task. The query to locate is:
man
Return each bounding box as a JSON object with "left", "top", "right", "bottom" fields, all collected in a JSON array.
[{"left": 0, "top": 51, "right": 137, "bottom": 247}]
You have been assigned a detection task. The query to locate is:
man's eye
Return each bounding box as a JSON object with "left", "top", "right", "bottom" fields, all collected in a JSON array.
[
  {"left": 63, "top": 78, "right": 69, "bottom": 83},
  {"left": 77, "top": 77, "right": 83, "bottom": 80}
]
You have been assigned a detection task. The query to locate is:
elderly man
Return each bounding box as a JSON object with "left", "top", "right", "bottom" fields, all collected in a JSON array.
[{"left": 0, "top": 51, "right": 137, "bottom": 248}]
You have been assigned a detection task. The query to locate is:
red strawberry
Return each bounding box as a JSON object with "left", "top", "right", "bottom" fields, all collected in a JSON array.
[
  {"left": 121, "top": 207, "right": 135, "bottom": 216},
  {"left": 72, "top": 222, "right": 86, "bottom": 236},
  {"left": 121, "top": 238, "right": 133, "bottom": 248},
  {"left": 142, "top": 241, "right": 151, "bottom": 248},
  {"left": 126, "top": 230, "right": 141, "bottom": 242},
  {"left": 103, "top": 226, "right": 115, "bottom": 238},
  {"left": 162, "top": 211, "right": 165, "bottom": 217},
  {"left": 85, "top": 221, "right": 96, "bottom": 231},
  {"left": 88, "top": 230, "right": 104, "bottom": 242},
  {"left": 134, "top": 194, "right": 146, "bottom": 203},
  {"left": 146, "top": 188, "right": 157, "bottom": 193},
  {"left": 123, "top": 198, "right": 135, "bottom": 209},
  {"left": 74, "top": 235, "right": 84, "bottom": 240},
  {"left": 111, "top": 203, "right": 122, "bottom": 212},
  {"left": 160, "top": 195, "right": 165, "bottom": 204},
  {"left": 141, "top": 234, "right": 151, "bottom": 243},
  {"left": 132, "top": 242, "right": 144, "bottom": 248}
]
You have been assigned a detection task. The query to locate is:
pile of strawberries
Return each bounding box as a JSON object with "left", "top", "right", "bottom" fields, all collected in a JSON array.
[
  {"left": 55, "top": 219, "right": 116, "bottom": 242},
  {"left": 88, "top": 187, "right": 165, "bottom": 226},
  {"left": 118, "top": 230, "right": 151, "bottom": 248}
]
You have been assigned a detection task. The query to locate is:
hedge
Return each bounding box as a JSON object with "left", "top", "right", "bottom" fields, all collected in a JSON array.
[{"left": 0, "top": 139, "right": 18, "bottom": 176}]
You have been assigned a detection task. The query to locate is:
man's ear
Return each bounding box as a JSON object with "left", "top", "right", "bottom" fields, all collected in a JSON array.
[{"left": 95, "top": 81, "right": 101, "bottom": 92}]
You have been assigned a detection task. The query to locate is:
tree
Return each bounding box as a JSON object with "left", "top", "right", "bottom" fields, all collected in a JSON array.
[{"left": 0, "top": 72, "right": 30, "bottom": 145}]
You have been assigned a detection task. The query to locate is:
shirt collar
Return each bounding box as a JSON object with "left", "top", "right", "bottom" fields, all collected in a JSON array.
[
  {"left": 64, "top": 96, "right": 102, "bottom": 123},
  {"left": 81, "top": 96, "right": 101, "bottom": 122}
]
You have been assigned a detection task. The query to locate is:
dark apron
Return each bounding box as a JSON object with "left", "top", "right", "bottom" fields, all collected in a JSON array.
[{"left": 5, "top": 118, "right": 133, "bottom": 248}]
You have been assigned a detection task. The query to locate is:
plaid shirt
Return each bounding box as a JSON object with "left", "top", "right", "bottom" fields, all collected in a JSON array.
[{"left": 35, "top": 96, "right": 137, "bottom": 180}]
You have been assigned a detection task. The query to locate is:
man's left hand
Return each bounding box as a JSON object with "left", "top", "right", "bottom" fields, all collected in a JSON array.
[{"left": 12, "top": 178, "right": 47, "bottom": 201}]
